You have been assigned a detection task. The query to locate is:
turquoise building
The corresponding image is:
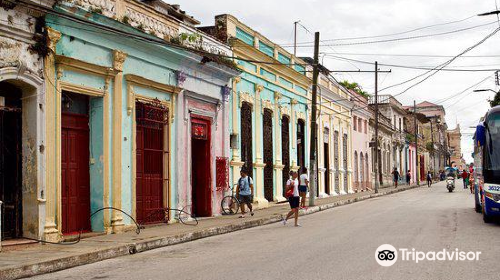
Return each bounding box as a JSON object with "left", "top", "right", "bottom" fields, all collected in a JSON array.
[
  {"left": 41, "top": 1, "right": 238, "bottom": 241},
  {"left": 202, "top": 15, "right": 312, "bottom": 208}
]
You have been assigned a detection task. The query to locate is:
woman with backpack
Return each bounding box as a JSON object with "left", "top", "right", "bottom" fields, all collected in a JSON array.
[{"left": 283, "top": 171, "right": 300, "bottom": 227}]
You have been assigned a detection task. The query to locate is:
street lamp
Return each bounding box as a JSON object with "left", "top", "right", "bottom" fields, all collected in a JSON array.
[{"left": 473, "top": 89, "right": 498, "bottom": 94}]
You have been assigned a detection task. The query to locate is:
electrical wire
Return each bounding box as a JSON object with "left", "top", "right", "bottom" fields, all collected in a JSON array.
[
  {"left": 279, "top": 14, "right": 477, "bottom": 44},
  {"left": 390, "top": 26, "right": 500, "bottom": 97},
  {"left": 323, "top": 55, "right": 500, "bottom": 72},
  {"left": 432, "top": 75, "right": 492, "bottom": 105},
  {"left": 319, "top": 52, "right": 500, "bottom": 58},
  {"left": 281, "top": 21, "right": 498, "bottom": 47}
]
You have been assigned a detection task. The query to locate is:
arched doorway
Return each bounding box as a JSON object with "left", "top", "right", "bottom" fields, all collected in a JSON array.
[
  {"left": 342, "top": 133, "right": 348, "bottom": 193},
  {"left": 0, "top": 82, "right": 22, "bottom": 239},
  {"left": 354, "top": 151, "right": 358, "bottom": 191},
  {"left": 297, "top": 119, "right": 305, "bottom": 170},
  {"left": 323, "top": 128, "right": 330, "bottom": 195},
  {"left": 334, "top": 131, "right": 340, "bottom": 194},
  {"left": 263, "top": 109, "right": 274, "bottom": 202},
  {"left": 241, "top": 102, "right": 253, "bottom": 177},
  {"left": 281, "top": 115, "right": 290, "bottom": 194}
]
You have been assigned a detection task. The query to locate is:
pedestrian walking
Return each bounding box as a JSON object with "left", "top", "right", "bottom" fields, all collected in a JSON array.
[
  {"left": 406, "top": 170, "right": 411, "bottom": 185},
  {"left": 461, "top": 170, "right": 468, "bottom": 189},
  {"left": 392, "top": 167, "right": 400, "bottom": 188},
  {"left": 426, "top": 171, "right": 432, "bottom": 187},
  {"left": 236, "top": 169, "right": 254, "bottom": 218},
  {"left": 283, "top": 171, "right": 300, "bottom": 227},
  {"left": 299, "top": 167, "right": 309, "bottom": 209}
]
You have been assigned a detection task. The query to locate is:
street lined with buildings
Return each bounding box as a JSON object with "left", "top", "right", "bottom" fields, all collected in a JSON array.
[
  {"left": 1, "top": 1, "right": 494, "bottom": 278},
  {"left": 30, "top": 182, "right": 496, "bottom": 280}
]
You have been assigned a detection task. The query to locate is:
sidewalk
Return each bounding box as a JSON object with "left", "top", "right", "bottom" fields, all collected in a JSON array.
[{"left": 0, "top": 184, "right": 420, "bottom": 280}]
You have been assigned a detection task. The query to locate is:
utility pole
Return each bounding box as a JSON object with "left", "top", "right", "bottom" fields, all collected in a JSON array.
[
  {"left": 293, "top": 21, "right": 299, "bottom": 57},
  {"left": 328, "top": 64, "right": 389, "bottom": 194},
  {"left": 374, "top": 61, "right": 380, "bottom": 193},
  {"left": 309, "top": 32, "right": 320, "bottom": 206},
  {"left": 414, "top": 101, "right": 420, "bottom": 186}
]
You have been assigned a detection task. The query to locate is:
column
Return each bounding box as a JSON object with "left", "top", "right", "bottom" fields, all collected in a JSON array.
[
  {"left": 347, "top": 121, "right": 354, "bottom": 194},
  {"left": 273, "top": 92, "right": 286, "bottom": 202},
  {"left": 253, "top": 84, "right": 269, "bottom": 208},
  {"left": 43, "top": 27, "right": 61, "bottom": 242},
  {"left": 230, "top": 77, "right": 245, "bottom": 187},
  {"left": 318, "top": 115, "right": 328, "bottom": 198},
  {"left": 329, "top": 115, "right": 337, "bottom": 195},
  {"left": 290, "top": 99, "right": 299, "bottom": 171},
  {"left": 111, "top": 50, "right": 127, "bottom": 233}
]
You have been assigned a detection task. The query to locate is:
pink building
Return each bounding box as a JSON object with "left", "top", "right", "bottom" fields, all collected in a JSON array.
[{"left": 350, "top": 91, "right": 372, "bottom": 191}]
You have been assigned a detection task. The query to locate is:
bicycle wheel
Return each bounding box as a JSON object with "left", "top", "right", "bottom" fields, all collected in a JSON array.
[{"left": 221, "top": 196, "right": 239, "bottom": 215}]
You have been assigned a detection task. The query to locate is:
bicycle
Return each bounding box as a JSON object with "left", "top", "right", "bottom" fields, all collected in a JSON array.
[{"left": 221, "top": 184, "right": 240, "bottom": 215}]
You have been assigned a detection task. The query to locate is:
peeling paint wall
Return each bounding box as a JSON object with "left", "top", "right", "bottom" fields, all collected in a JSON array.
[{"left": 1, "top": 2, "right": 48, "bottom": 239}]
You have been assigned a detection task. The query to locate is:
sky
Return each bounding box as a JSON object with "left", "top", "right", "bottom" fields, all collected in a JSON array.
[{"left": 174, "top": 0, "right": 500, "bottom": 163}]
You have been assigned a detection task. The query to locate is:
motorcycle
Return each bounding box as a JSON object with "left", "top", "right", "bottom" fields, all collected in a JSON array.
[
  {"left": 445, "top": 167, "right": 457, "bottom": 193},
  {"left": 446, "top": 177, "right": 455, "bottom": 192}
]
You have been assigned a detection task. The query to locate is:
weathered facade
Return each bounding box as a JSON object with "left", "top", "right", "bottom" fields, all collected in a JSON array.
[
  {"left": 374, "top": 95, "right": 408, "bottom": 184},
  {"left": 0, "top": 0, "right": 239, "bottom": 242},
  {"left": 313, "top": 70, "right": 353, "bottom": 196},
  {"left": 202, "top": 14, "right": 311, "bottom": 207},
  {"left": 447, "top": 124, "right": 462, "bottom": 168},
  {"left": 0, "top": 0, "right": 54, "bottom": 241},
  {"left": 414, "top": 101, "right": 448, "bottom": 175}
]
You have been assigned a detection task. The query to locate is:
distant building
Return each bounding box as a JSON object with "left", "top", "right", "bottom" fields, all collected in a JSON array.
[{"left": 447, "top": 124, "right": 463, "bottom": 169}]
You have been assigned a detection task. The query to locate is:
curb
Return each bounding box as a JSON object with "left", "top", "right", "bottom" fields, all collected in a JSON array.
[{"left": 0, "top": 184, "right": 420, "bottom": 280}]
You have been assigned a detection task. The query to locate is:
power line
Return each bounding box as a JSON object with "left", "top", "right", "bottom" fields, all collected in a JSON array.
[
  {"left": 390, "top": 26, "right": 500, "bottom": 97},
  {"left": 278, "top": 14, "right": 478, "bottom": 44},
  {"left": 432, "top": 75, "right": 492, "bottom": 105},
  {"left": 323, "top": 55, "right": 500, "bottom": 72},
  {"left": 280, "top": 21, "right": 497, "bottom": 47},
  {"left": 319, "top": 52, "right": 500, "bottom": 58}
]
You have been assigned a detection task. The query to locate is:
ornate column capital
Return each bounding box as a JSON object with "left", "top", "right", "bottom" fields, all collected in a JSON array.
[
  {"left": 291, "top": 98, "right": 298, "bottom": 105},
  {"left": 274, "top": 91, "right": 282, "bottom": 101},
  {"left": 113, "top": 50, "right": 128, "bottom": 71},
  {"left": 46, "top": 27, "right": 61, "bottom": 54},
  {"left": 234, "top": 76, "right": 242, "bottom": 84},
  {"left": 255, "top": 84, "right": 264, "bottom": 93}
]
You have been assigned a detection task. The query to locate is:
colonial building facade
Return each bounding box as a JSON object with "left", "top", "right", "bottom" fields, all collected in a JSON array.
[
  {"left": 202, "top": 14, "right": 312, "bottom": 207},
  {"left": 0, "top": 0, "right": 54, "bottom": 241},
  {"left": 0, "top": 0, "right": 239, "bottom": 242},
  {"left": 350, "top": 91, "right": 372, "bottom": 191}
]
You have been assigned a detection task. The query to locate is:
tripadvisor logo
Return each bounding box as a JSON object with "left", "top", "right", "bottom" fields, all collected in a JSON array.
[{"left": 375, "top": 244, "right": 481, "bottom": 267}]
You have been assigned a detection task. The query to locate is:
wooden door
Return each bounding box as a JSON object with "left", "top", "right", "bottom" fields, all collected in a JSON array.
[
  {"left": 0, "top": 107, "right": 22, "bottom": 239},
  {"left": 241, "top": 102, "right": 253, "bottom": 177},
  {"left": 191, "top": 117, "right": 211, "bottom": 217},
  {"left": 297, "top": 119, "right": 305, "bottom": 170},
  {"left": 281, "top": 116, "right": 290, "bottom": 194},
  {"left": 136, "top": 102, "right": 167, "bottom": 224},
  {"left": 61, "top": 112, "right": 91, "bottom": 234},
  {"left": 263, "top": 109, "right": 274, "bottom": 202},
  {"left": 324, "top": 143, "right": 330, "bottom": 194}
]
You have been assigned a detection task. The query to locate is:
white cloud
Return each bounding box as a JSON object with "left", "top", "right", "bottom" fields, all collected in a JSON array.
[{"left": 174, "top": 0, "right": 500, "bottom": 162}]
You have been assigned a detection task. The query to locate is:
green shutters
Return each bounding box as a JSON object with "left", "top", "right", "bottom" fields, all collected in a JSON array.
[
  {"left": 259, "top": 41, "right": 274, "bottom": 57},
  {"left": 236, "top": 27, "right": 254, "bottom": 46},
  {"left": 260, "top": 68, "right": 276, "bottom": 81},
  {"left": 278, "top": 53, "right": 291, "bottom": 65}
]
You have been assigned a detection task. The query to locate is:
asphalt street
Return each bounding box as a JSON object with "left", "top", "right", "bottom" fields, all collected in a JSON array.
[{"left": 29, "top": 181, "right": 500, "bottom": 280}]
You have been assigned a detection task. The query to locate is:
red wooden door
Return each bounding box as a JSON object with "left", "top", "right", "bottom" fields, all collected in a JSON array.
[
  {"left": 136, "top": 102, "right": 167, "bottom": 224},
  {"left": 191, "top": 117, "right": 211, "bottom": 217},
  {"left": 61, "top": 112, "right": 91, "bottom": 234}
]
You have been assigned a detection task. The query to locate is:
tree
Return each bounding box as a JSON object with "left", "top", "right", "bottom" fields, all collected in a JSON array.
[
  {"left": 490, "top": 91, "right": 500, "bottom": 107},
  {"left": 339, "top": 80, "right": 369, "bottom": 98}
]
